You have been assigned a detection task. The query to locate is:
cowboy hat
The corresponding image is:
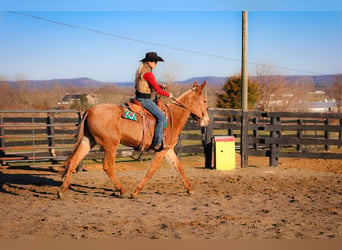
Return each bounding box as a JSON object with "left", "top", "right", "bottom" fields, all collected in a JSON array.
[{"left": 140, "top": 52, "right": 164, "bottom": 62}]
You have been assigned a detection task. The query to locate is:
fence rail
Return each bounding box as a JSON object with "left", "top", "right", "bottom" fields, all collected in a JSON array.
[{"left": 1, "top": 109, "right": 342, "bottom": 168}]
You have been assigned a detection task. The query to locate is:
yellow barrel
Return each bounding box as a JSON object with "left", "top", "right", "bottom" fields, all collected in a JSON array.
[{"left": 214, "top": 136, "right": 235, "bottom": 170}]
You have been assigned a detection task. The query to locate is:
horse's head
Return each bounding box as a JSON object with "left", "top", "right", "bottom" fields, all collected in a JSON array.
[{"left": 188, "top": 81, "right": 210, "bottom": 127}]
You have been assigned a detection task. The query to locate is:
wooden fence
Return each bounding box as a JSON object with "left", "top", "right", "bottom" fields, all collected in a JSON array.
[
  {"left": 0, "top": 110, "right": 204, "bottom": 167},
  {"left": 1, "top": 109, "right": 342, "bottom": 168},
  {"left": 203, "top": 108, "right": 342, "bottom": 168},
  {"left": 0, "top": 110, "right": 81, "bottom": 166}
]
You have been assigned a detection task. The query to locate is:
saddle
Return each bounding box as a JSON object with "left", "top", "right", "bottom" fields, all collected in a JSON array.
[{"left": 119, "top": 98, "right": 168, "bottom": 151}]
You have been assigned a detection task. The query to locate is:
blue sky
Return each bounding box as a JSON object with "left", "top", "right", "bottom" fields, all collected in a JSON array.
[{"left": 0, "top": 1, "right": 342, "bottom": 82}]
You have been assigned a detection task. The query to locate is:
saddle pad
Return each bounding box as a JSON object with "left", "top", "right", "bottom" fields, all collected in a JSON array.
[
  {"left": 164, "top": 117, "right": 168, "bottom": 128},
  {"left": 120, "top": 104, "right": 139, "bottom": 122},
  {"left": 124, "top": 109, "right": 137, "bottom": 121},
  {"left": 120, "top": 102, "right": 167, "bottom": 125}
]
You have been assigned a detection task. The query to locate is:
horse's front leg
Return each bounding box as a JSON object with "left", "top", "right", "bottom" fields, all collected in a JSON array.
[
  {"left": 165, "top": 148, "right": 194, "bottom": 195},
  {"left": 103, "top": 147, "right": 125, "bottom": 197},
  {"left": 130, "top": 150, "right": 167, "bottom": 198}
]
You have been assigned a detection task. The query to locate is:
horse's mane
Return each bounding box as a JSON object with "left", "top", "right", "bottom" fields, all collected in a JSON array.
[{"left": 169, "top": 88, "right": 194, "bottom": 107}]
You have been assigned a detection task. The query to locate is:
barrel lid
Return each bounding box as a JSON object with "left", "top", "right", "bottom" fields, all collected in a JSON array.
[{"left": 214, "top": 136, "right": 235, "bottom": 142}]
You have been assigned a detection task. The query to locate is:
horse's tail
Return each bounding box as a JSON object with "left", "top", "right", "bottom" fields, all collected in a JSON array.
[{"left": 60, "top": 110, "right": 89, "bottom": 179}]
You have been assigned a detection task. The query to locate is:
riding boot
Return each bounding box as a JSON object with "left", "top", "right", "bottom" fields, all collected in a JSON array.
[{"left": 153, "top": 142, "right": 163, "bottom": 151}]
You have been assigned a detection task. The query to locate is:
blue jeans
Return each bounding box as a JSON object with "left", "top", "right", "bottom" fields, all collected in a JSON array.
[{"left": 136, "top": 97, "right": 165, "bottom": 145}]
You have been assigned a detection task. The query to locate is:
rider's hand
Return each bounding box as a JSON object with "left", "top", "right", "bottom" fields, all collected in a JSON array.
[{"left": 169, "top": 93, "right": 174, "bottom": 99}]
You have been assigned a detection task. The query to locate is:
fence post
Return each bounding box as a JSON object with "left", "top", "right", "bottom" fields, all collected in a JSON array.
[
  {"left": 253, "top": 117, "right": 259, "bottom": 150},
  {"left": 241, "top": 110, "right": 249, "bottom": 168},
  {"left": 325, "top": 118, "right": 330, "bottom": 151},
  {"left": 47, "top": 112, "right": 57, "bottom": 164},
  {"left": 297, "top": 119, "right": 303, "bottom": 152},
  {"left": 204, "top": 109, "right": 214, "bottom": 169},
  {"left": 0, "top": 115, "right": 5, "bottom": 165},
  {"left": 269, "top": 116, "right": 280, "bottom": 167},
  {"left": 227, "top": 117, "right": 233, "bottom": 136},
  {"left": 339, "top": 118, "right": 342, "bottom": 149},
  {"left": 176, "top": 135, "right": 182, "bottom": 159}
]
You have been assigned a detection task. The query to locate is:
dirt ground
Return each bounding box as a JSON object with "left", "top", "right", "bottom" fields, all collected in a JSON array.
[{"left": 0, "top": 154, "right": 341, "bottom": 239}]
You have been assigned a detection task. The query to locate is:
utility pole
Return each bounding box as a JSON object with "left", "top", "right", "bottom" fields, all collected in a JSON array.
[{"left": 241, "top": 11, "right": 249, "bottom": 168}]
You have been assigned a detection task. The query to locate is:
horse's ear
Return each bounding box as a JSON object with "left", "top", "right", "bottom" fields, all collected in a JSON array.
[
  {"left": 198, "top": 81, "right": 207, "bottom": 93},
  {"left": 192, "top": 81, "right": 198, "bottom": 88}
]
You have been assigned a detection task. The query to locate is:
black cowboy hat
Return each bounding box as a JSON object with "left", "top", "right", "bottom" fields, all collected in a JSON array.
[{"left": 140, "top": 52, "right": 164, "bottom": 62}]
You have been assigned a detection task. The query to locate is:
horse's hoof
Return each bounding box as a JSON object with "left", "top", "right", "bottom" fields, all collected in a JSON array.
[
  {"left": 118, "top": 192, "right": 126, "bottom": 199},
  {"left": 187, "top": 189, "right": 195, "bottom": 196},
  {"left": 57, "top": 191, "right": 65, "bottom": 200},
  {"left": 110, "top": 192, "right": 124, "bottom": 198},
  {"left": 129, "top": 193, "right": 139, "bottom": 199}
]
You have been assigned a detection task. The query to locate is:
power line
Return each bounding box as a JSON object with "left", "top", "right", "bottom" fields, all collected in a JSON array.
[
  {"left": 8, "top": 11, "right": 325, "bottom": 75},
  {"left": 8, "top": 11, "right": 240, "bottom": 61}
]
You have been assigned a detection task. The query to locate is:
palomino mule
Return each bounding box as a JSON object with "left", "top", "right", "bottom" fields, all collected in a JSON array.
[{"left": 58, "top": 81, "right": 209, "bottom": 199}]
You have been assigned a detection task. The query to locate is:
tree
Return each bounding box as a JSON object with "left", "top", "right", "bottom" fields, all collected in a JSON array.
[
  {"left": 216, "top": 74, "right": 259, "bottom": 109},
  {"left": 70, "top": 94, "right": 91, "bottom": 111},
  {"left": 328, "top": 76, "right": 342, "bottom": 112},
  {"left": 0, "top": 78, "right": 15, "bottom": 109},
  {"left": 289, "top": 77, "right": 316, "bottom": 112},
  {"left": 254, "top": 65, "right": 288, "bottom": 111}
]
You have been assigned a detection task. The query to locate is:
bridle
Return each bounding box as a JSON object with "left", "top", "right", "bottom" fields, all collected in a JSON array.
[
  {"left": 157, "top": 88, "right": 206, "bottom": 149},
  {"left": 170, "top": 89, "right": 205, "bottom": 121}
]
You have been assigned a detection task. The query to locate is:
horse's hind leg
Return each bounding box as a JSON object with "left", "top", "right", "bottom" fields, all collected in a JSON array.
[
  {"left": 102, "top": 147, "right": 125, "bottom": 197},
  {"left": 58, "top": 137, "right": 92, "bottom": 199},
  {"left": 165, "top": 149, "right": 193, "bottom": 195}
]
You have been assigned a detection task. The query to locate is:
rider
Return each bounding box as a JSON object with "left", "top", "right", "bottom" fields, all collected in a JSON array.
[{"left": 135, "top": 52, "right": 173, "bottom": 151}]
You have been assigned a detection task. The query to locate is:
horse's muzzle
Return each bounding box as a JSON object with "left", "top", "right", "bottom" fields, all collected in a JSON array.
[{"left": 200, "top": 116, "right": 210, "bottom": 127}]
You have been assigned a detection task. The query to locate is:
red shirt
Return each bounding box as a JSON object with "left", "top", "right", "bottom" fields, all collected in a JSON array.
[{"left": 143, "top": 72, "right": 170, "bottom": 97}]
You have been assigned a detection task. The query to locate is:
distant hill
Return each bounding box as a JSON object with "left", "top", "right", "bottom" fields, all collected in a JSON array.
[
  {"left": 283, "top": 74, "right": 342, "bottom": 89},
  {"left": 179, "top": 76, "right": 227, "bottom": 86},
  {"left": 6, "top": 77, "right": 123, "bottom": 89},
  {"left": 5, "top": 74, "right": 342, "bottom": 89},
  {"left": 48, "top": 77, "right": 104, "bottom": 87},
  {"left": 7, "top": 77, "right": 106, "bottom": 89},
  {"left": 179, "top": 74, "right": 342, "bottom": 88}
]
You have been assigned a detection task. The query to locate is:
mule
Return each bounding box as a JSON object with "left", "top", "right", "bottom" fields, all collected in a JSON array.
[{"left": 58, "top": 81, "right": 209, "bottom": 199}]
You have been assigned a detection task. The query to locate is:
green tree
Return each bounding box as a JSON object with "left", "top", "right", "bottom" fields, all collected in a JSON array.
[{"left": 216, "top": 74, "right": 259, "bottom": 109}]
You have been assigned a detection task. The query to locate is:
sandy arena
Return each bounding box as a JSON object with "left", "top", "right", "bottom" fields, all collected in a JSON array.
[{"left": 0, "top": 155, "right": 341, "bottom": 239}]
